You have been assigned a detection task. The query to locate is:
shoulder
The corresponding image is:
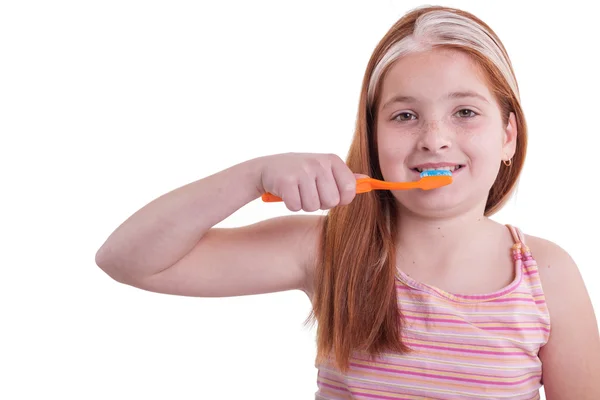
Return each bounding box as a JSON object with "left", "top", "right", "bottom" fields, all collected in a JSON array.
[
  {"left": 524, "top": 234, "right": 575, "bottom": 274},
  {"left": 522, "top": 231, "right": 595, "bottom": 323},
  {"left": 523, "top": 234, "right": 579, "bottom": 296},
  {"left": 524, "top": 232, "right": 600, "bottom": 397}
]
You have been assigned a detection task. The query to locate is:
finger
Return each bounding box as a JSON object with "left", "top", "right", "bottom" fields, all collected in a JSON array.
[
  {"left": 282, "top": 185, "right": 302, "bottom": 212},
  {"left": 315, "top": 169, "right": 340, "bottom": 209},
  {"left": 298, "top": 177, "right": 321, "bottom": 212},
  {"left": 331, "top": 163, "right": 359, "bottom": 206}
]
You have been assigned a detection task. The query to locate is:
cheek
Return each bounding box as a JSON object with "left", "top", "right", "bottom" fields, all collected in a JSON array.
[
  {"left": 462, "top": 134, "right": 504, "bottom": 182},
  {"left": 460, "top": 123, "right": 504, "bottom": 156},
  {"left": 377, "top": 123, "right": 414, "bottom": 154},
  {"left": 377, "top": 131, "right": 411, "bottom": 165},
  {"left": 376, "top": 132, "right": 413, "bottom": 180}
]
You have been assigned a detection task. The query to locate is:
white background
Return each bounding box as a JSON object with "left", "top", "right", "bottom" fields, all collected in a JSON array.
[{"left": 1, "top": 1, "right": 598, "bottom": 399}]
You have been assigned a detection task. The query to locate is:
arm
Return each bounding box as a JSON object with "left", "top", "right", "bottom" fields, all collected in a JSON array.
[
  {"left": 95, "top": 156, "right": 268, "bottom": 283},
  {"left": 528, "top": 236, "right": 600, "bottom": 399},
  {"left": 132, "top": 214, "right": 322, "bottom": 298},
  {"left": 95, "top": 152, "right": 355, "bottom": 298},
  {"left": 94, "top": 156, "right": 321, "bottom": 297}
]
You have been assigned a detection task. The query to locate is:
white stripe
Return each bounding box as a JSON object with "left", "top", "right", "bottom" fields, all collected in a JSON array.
[
  {"left": 403, "top": 327, "right": 543, "bottom": 348},
  {"left": 401, "top": 302, "right": 548, "bottom": 317},
  {"left": 381, "top": 353, "right": 541, "bottom": 371}
]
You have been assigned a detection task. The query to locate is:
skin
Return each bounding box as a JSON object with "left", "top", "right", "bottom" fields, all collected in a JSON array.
[{"left": 96, "top": 48, "right": 600, "bottom": 399}]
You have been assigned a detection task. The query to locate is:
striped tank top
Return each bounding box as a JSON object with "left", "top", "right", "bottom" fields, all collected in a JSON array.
[{"left": 315, "top": 225, "right": 551, "bottom": 399}]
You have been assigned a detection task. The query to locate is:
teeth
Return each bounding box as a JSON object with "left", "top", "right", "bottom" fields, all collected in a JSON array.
[{"left": 416, "top": 166, "right": 459, "bottom": 172}]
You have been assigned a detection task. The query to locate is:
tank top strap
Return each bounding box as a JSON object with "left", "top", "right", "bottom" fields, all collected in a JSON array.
[
  {"left": 506, "top": 224, "right": 526, "bottom": 245},
  {"left": 506, "top": 224, "right": 535, "bottom": 263},
  {"left": 504, "top": 226, "right": 548, "bottom": 336}
]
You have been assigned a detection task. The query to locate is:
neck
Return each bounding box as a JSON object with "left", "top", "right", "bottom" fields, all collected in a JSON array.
[{"left": 395, "top": 203, "right": 493, "bottom": 259}]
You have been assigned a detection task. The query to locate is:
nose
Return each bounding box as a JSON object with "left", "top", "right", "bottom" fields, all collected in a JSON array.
[{"left": 417, "top": 120, "right": 452, "bottom": 152}]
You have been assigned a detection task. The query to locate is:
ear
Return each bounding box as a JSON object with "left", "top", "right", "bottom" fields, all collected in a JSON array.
[{"left": 502, "top": 112, "right": 518, "bottom": 161}]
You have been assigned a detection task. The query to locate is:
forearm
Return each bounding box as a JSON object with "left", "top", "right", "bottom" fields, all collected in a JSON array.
[{"left": 95, "top": 157, "right": 265, "bottom": 281}]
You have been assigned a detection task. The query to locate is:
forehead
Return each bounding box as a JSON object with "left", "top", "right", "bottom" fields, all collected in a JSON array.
[{"left": 378, "top": 48, "right": 494, "bottom": 105}]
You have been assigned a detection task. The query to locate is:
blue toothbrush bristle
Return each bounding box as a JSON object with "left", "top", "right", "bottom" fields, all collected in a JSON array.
[{"left": 420, "top": 169, "right": 453, "bottom": 178}]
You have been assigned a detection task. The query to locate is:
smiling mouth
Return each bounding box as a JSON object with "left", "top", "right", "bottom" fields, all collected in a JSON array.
[{"left": 412, "top": 165, "right": 465, "bottom": 173}]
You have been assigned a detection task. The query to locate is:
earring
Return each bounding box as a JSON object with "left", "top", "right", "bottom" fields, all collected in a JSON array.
[{"left": 503, "top": 158, "right": 512, "bottom": 167}]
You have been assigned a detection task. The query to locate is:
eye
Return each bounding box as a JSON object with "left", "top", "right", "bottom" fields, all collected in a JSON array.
[
  {"left": 393, "top": 112, "right": 417, "bottom": 122},
  {"left": 455, "top": 109, "right": 478, "bottom": 118}
]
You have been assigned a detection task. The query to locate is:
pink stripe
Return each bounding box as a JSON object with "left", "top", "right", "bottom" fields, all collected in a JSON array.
[
  {"left": 350, "top": 362, "right": 542, "bottom": 386},
  {"left": 397, "top": 287, "right": 538, "bottom": 304},
  {"left": 405, "top": 337, "right": 532, "bottom": 351},
  {"left": 490, "top": 297, "right": 535, "bottom": 303},
  {"left": 397, "top": 282, "right": 522, "bottom": 300},
  {"left": 318, "top": 381, "right": 349, "bottom": 393},
  {"left": 353, "top": 392, "right": 416, "bottom": 400},
  {"left": 404, "top": 316, "right": 549, "bottom": 330},
  {"left": 481, "top": 326, "right": 550, "bottom": 333},
  {"left": 319, "top": 380, "right": 414, "bottom": 400},
  {"left": 404, "top": 315, "right": 463, "bottom": 324},
  {"left": 398, "top": 283, "right": 523, "bottom": 301},
  {"left": 409, "top": 342, "right": 525, "bottom": 356},
  {"left": 364, "top": 361, "right": 534, "bottom": 381},
  {"left": 405, "top": 310, "right": 550, "bottom": 326},
  {"left": 452, "top": 285, "right": 518, "bottom": 299},
  {"left": 347, "top": 389, "right": 414, "bottom": 400}
]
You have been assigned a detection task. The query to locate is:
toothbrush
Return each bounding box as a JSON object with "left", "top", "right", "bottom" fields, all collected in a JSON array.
[{"left": 261, "top": 170, "right": 452, "bottom": 202}]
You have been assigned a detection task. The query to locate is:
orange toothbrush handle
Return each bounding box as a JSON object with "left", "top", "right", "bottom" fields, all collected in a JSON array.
[
  {"left": 356, "top": 177, "right": 417, "bottom": 192},
  {"left": 261, "top": 193, "right": 283, "bottom": 202},
  {"left": 361, "top": 176, "right": 451, "bottom": 191},
  {"left": 261, "top": 176, "right": 451, "bottom": 202},
  {"left": 261, "top": 178, "right": 412, "bottom": 202},
  {"left": 355, "top": 178, "right": 373, "bottom": 194}
]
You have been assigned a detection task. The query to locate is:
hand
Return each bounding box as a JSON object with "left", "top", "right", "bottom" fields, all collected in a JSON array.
[{"left": 258, "top": 153, "right": 367, "bottom": 212}]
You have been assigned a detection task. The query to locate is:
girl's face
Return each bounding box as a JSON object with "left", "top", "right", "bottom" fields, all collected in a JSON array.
[{"left": 375, "top": 48, "right": 517, "bottom": 217}]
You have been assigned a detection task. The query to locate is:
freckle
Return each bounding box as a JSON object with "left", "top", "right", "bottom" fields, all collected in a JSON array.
[
  {"left": 412, "top": 261, "right": 415, "bottom": 264},
  {"left": 437, "top": 227, "right": 440, "bottom": 229},
  {"left": 442, "top": 235, "right": 445, "bottom": 238}
]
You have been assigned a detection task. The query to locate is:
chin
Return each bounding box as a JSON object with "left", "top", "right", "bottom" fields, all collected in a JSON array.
[{"left": 394, "top": 190, "right": 475, "bottom": 218}]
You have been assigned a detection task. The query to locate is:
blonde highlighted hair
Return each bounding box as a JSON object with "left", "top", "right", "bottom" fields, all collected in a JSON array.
[{"left": 307, "top": 6, "right": 528, "bottom": 372}]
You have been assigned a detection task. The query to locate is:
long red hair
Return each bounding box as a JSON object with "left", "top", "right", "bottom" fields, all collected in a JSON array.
[{"left": 306, "top": 6, "right": 528, "bottom": 372}]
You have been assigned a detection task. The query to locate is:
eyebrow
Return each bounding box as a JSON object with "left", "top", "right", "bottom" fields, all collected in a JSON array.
[
  {"left": 447, "top": 91, "right": 490, "bottom": 104},
  {"left": 381, "top": 90, "right": 490, "bottom": 109}
]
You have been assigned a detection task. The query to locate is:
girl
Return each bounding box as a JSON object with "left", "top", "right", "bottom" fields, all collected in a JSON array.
[{"left": 95, "top": 5, "right": 600, "bottom": 399}]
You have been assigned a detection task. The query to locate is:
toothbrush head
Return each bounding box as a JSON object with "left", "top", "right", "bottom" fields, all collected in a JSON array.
[
  {"left": 418, "top": 169, "right": 453, "bottom": 190},
  {"left": 419, "top": 169, "right": 453, "bottom": 178}
]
